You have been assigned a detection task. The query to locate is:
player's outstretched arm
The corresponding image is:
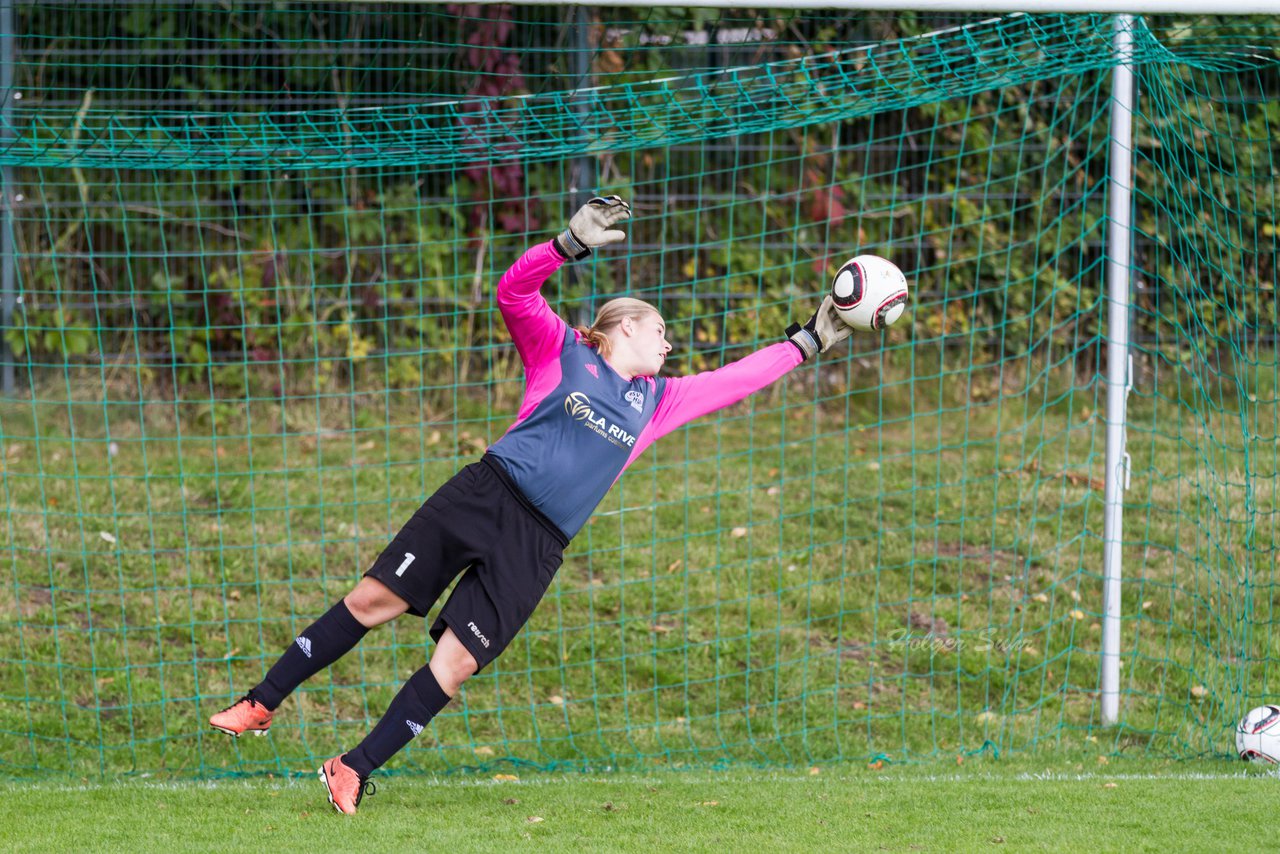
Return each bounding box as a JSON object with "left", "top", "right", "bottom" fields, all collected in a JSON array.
[{"left": 634, "top": 295, "right": 853, "bottom": 452}]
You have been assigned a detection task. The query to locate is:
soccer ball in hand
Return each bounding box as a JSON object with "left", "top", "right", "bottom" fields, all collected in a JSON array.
[
  {"left": 831, "top": 255, "right": 909, "bottom": 332},
  {"left": 1236, "top": 705, "right": 1280, "bottom": 762}
]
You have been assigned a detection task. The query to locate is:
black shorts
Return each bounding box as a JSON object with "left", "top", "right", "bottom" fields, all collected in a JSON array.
[{"left": 364, "top": 454, "right": 569, "bottom": 671}]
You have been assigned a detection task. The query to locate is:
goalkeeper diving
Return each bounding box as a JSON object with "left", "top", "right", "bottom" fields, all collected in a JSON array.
[{"left": 209, "top": 196, "right": 853, "bottom": 814}]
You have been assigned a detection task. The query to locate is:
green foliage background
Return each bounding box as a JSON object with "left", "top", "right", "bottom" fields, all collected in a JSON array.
[{"left": 4, "top": 9, "right": 1275, "bottom": 398}]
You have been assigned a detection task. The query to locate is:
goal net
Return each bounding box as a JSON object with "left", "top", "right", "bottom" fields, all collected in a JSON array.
[{"left": 1, "top": 5, "right": 1276, "bottom": 776}]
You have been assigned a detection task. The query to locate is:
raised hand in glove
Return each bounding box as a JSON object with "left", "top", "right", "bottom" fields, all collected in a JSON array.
[
  {"left": 785, "top": 296, "right": 853, "bottom": 361},
  {"left": 554, "top": 195, "right": 632, "bottom": 261}
]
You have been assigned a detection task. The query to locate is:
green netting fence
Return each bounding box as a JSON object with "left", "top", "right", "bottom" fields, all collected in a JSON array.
[{"left": 0, "top": 4, "right": 1277, "bottom": 778}]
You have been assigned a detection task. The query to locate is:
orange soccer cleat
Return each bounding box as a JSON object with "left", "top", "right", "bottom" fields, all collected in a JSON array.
[
  {"left": 208, "top": 694, "right": 274, "bottom": 738},
  {"left": 318, "top": 754, "right": 376, "bottom": 815}
]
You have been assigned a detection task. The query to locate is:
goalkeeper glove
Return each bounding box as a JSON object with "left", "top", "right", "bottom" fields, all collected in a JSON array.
[
  {"left": 786, "top": 296, "right": 852, "bottom": 361},
  {"left": 554, "top": 195, "right": 632, "bottom": 261}
]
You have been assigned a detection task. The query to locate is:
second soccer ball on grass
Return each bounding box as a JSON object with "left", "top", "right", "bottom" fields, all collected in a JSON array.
[{"left": 1236, "top": 704, "right": 1280, "bottom": 763}]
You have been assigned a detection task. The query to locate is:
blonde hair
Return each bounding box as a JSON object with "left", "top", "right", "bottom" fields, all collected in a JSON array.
[{"left": 575, "top": 297, "right": 661, "bottom": 361}]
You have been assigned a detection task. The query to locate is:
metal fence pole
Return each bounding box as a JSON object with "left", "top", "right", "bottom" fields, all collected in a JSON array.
[
  {"left": 566, "top": 4, "right": 596, "bottom": 318},
  {"left": 1101, "top": 13, "right": 1136, "bottom": 727},
  {"left": 1, "top": 0, "right": 14, "bottom": 396},
  {"left": 572, "top": 3, "right": 596, "bottom": 207}
]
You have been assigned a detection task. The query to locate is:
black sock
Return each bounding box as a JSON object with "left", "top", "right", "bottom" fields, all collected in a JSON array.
[
  {"left": 345, "top": 666, "right": 451, "bottom": 777},
  {"left": 252, "top": 600, "right": 369, "bottom": 711}
]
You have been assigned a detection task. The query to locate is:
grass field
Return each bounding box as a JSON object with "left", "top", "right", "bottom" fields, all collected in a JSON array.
[{"left": 6, "top": 760, "right": 1278, "bottom": 852}]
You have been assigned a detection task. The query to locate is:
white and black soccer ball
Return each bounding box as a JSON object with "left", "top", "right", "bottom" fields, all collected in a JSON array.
[
  {"left": 830, "top": 255, "right": 909, "bottom": 332},
  {"left": 1236, "top": 704, "right": 1280, "bottom": 763}
]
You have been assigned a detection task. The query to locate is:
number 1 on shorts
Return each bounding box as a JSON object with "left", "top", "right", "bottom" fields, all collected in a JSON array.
[{"left": 395, "top": 552, "right": 416, "bottom": 577}]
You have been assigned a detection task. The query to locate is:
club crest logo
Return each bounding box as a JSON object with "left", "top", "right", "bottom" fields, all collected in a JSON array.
[{"left": 624, "top": 390, "right": 645, "bottom": 412}]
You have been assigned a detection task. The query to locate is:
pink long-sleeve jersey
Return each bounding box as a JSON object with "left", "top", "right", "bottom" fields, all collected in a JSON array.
[{"left": 485, "top": 241, "right": 803, "bottom": 539}]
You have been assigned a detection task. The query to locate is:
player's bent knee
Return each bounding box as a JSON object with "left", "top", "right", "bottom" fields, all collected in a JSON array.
[
  {"left": 439, "top": 648, "right": 478, "bottom": 690},
  {"left": 343, "top": 577, "right": 409, "bottom": 628},
  {"left": 429, "top": 629, "right": 480, "bottom": 695}
]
